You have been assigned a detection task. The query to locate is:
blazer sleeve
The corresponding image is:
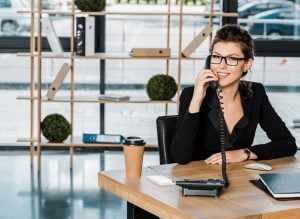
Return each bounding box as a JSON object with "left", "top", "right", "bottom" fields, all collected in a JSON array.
[
  {"left": 250, "top": 84, "right": 297, "bottom": 160},
  {"left": 170, "top": 87, "right": 201, "bottom": 164}
]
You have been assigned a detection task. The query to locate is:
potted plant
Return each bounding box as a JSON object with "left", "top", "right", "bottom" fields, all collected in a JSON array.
[
  {"left": 75, "top": 0, "right": 106, "bottom": 12},
  {"left": 146, "top": 74, "right": 177, "bottom": 100},
  {"left": 41, "top": 113, "right": 72, "bottom": 143}
]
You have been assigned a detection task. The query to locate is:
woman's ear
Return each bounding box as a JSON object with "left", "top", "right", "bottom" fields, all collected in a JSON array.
[{"left": 244, "top": 59, "right": 253, "bottom": 72}]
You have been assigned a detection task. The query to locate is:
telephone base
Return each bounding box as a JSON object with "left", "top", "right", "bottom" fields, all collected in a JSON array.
[{"left": 182, "top": 188, "right": 222, "bottom": 197}]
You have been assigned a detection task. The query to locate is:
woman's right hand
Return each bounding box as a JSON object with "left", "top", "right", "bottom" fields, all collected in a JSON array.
[{"left": 188, "top": 69, "right": 218, "bottom": 113}]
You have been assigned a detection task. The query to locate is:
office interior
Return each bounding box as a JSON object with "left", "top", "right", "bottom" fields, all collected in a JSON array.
[{"left": 0, "top": 0, "right": 299, "bottom": 218}]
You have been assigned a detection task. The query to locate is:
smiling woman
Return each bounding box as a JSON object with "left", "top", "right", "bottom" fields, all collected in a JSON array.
[{"left": 170, "top": 24, "right": 297, "bottom": 165}]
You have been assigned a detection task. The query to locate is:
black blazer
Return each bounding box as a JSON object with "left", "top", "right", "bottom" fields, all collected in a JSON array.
[{"left": 171, "top": 81, "right": 297, "bottom": 164}]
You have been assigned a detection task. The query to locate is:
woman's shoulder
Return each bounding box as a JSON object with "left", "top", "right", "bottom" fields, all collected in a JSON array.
[
  {"left": 241, "top": 81, "right": 266, "bottom": 94},
  {"left": 251, "top": 81, "right": 266, "bottom": 94},
  {"left": 182, "top": 86, "right": 194, "bottom": 92}
]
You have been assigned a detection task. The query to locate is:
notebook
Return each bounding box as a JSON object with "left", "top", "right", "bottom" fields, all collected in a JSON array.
[
  {"left": 98, "top": 94, "right": 130, "bottom": 101},
  {"left": 259, "top": 172, "right": 300, "bottom": 198}
]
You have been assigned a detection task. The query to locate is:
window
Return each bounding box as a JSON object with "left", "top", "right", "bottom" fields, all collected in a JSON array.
[{"left": 0, "top": 0, "right": 11, "bottom": 8}]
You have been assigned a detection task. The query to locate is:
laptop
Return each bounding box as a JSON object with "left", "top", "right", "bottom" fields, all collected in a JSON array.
[{"left": 259, "top": 172, "right": 300, "bottom": 199}]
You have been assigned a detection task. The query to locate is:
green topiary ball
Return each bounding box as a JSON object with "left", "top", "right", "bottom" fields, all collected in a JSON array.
[
  {"left": 146, "top": 74, "right": 177, "bottom": 100},
  {"left": 41, "top": 113, "right": 72, "bottom": 143},
  {"left": 75, "top": 0, "right": 106, "bottom": 12}
]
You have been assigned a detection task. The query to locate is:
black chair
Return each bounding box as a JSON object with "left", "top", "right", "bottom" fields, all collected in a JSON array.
[{"left": 156, "top": 115, "right": 179, "bottom": 164}]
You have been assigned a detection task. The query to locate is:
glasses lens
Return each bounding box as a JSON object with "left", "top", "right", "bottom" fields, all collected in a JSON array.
[
  {"left": 226, "top": 57, "right": 238, "bottom": 66},
  {"left": 211, "top": 55, "right": 221, "bottom": 64}
]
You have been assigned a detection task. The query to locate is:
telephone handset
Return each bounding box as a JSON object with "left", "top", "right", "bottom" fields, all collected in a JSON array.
[{"left": 205, "top": 55, "right": 218, "bottom": 90}]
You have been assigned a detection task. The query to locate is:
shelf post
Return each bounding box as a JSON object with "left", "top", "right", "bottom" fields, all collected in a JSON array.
[{"left": 95, "top": 16, "right": 106, "bottom": 134}]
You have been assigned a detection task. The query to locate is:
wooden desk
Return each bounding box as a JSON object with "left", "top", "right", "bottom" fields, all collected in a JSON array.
[{"left": 99, "top": 152, "right": 300, "bottom": 219}]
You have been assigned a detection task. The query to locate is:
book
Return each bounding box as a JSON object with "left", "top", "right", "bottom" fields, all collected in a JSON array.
[
  {"left": 85, "top": 16, "right": 95, "bottom": 56},
  {"left": 46, "top": 63, "right": 70, "bottom": 100},
  {"left": 76, "top": 16, "right": 96, "bottom": 56},
  {"left": 259, "top": 172, "right": 300, "bottom": 198},
  {"left": 98, "top": 94, "right": 130, "bottom": 101},
  {"left": 76, "top": 17, "right": 85, "bottom": 56}
]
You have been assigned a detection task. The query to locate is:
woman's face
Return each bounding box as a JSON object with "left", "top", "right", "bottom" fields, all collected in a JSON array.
[{"left": 210, "top": 41, "right": 252, "bottom": 88}]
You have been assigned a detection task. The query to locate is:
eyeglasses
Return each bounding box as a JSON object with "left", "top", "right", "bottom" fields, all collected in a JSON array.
[{"left": 210, "top": 54, "right": 247, "bottom": 66}]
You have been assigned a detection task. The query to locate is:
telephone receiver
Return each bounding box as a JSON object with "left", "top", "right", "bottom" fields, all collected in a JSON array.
[{"left": 205, "top": 55, "right": 218, "bottom": 90}]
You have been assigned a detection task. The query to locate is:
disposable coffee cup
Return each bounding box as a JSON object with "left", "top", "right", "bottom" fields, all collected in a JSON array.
[{"left": 123, "top": 136, "right": 146, "bottom": 178}]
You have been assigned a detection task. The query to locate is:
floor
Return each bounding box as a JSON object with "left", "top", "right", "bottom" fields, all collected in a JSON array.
[{"left": 0, "top": 150, "right": 159, "bottom": 219}]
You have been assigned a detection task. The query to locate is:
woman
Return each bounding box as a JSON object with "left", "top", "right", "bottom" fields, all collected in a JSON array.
[{"left": 171, "top": 24, "right": 297, "bottom": 165}]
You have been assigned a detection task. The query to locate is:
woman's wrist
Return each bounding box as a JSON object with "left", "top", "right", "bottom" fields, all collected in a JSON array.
[
  {"left": 189, "top": 97, "right": 203, "bottom": 113},
  {"left": 243, "top": 148, "right": 257, "bottom": 160},
  {"left": 243, "top": 148, "right": 251, "bottom": 160}
]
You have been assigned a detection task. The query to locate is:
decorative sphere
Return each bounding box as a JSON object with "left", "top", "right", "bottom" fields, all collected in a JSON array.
[
  {"left": 41, "top": 113, "right": 71, "bottom": 143},
  {"left": 75, "top": 0, "right": 106, "bottom": 12},
  {"left": 146, "top": 74, "right": 177, "bottom": 100}
]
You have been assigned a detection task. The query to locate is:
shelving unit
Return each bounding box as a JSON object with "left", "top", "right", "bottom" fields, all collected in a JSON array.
[{"left": 18, "top": 0, "right": 237, "bottom": 171}]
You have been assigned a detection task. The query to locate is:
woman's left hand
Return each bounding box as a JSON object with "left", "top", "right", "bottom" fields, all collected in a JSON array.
[{"left": 205, "top": 149, "right": 245, "bottom": 164}]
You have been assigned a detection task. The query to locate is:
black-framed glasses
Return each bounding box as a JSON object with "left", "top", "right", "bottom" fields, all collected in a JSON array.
[{"left": 210, "top": 54, "right": 247, "bottom": 66}]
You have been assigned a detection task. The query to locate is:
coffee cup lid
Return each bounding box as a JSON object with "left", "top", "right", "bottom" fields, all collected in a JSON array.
[{"left": 123, "top": 136, "right": 146, "bottom": 146}]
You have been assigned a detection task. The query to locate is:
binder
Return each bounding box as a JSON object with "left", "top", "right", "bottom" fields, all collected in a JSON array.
[
  {"left": 82, "top": 133, "right": 125, "bottom": 144},
  {"left": 130, "top": 48, "right": 171, "bottom": 57},
  {"left": 41, "top": 17, "right": 63, "bottom": 56},
  {"left": 85, "top": 16, "right": 95, "bottom": 56},
  {"left": 76, "top": 17, "right": 85, "bottom": 56},
  {"left": 46, "top": 63, "right": 70, "bottom": 100},
  {"left": 182, "top": 25, "right": 212, "bottom": 57}
]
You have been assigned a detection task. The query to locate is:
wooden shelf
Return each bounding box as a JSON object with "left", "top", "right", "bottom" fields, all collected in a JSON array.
[
  {"left": 17, "top": 137, "right": 158, "bottom": 148},
  {"left": 17, "top": 95, "right": 178, "bottom": 104},
  {"left": 17, "top": 52, "right": 206, "bottom": 60},
  {"left": 18, "top": 0, "right": 221, "bottom": 170}
]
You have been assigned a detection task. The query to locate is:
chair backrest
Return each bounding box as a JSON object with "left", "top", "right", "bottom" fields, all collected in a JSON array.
[{"left": 156, "top": 115, "right": 179, "bottom": 164}]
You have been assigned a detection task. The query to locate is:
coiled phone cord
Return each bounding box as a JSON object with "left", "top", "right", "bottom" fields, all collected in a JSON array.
[{"left": 217, "top": 89, "right": 230, "bottom": 187}]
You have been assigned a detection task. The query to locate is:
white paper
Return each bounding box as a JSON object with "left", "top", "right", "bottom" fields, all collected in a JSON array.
[{"left": 146, "top": 175, "right": 174, "bottom": 186}]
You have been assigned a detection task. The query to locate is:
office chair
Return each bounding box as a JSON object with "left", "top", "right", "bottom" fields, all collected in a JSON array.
[{"left": 156, "top": 115, "right": 179, "bottom": 164}]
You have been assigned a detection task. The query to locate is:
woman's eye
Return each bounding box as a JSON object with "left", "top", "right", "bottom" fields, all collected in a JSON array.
[
  {"left": 228, "top": 57, "right": 239, "bottom": 61},
  {"left": 212, "top": 55, "right": 221, "bottom": 59}
]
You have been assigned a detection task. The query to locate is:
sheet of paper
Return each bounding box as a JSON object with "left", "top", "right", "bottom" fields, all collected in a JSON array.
[{"left": 146, "top": 175, "right": 174, "bottom": 186}]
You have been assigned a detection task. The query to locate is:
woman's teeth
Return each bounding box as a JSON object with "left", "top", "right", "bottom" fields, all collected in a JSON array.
[{"left": 217, "top": 72, "right": 229, "bottom": 79}]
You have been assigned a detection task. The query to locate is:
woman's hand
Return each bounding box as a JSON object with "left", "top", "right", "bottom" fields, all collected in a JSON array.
[
  {"left": 204, "top": 149, "right": 246, "bottom": 164},
  {"left": 189, "top": 69, "right": 218, "bottom": 113}
]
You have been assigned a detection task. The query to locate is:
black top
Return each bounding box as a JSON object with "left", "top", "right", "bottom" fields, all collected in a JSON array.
[{"left": 170, "top": 81, "right": 297, "bottom": 164}]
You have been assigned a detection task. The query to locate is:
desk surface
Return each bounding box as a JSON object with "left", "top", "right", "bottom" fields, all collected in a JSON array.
[{"left": 99, "top": 152, "right": 300, "bottom": 219}]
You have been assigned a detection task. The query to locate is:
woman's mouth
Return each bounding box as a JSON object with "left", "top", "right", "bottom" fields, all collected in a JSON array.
[{"left": 217, "top": 72, "right": 230, "bottom": 79}]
